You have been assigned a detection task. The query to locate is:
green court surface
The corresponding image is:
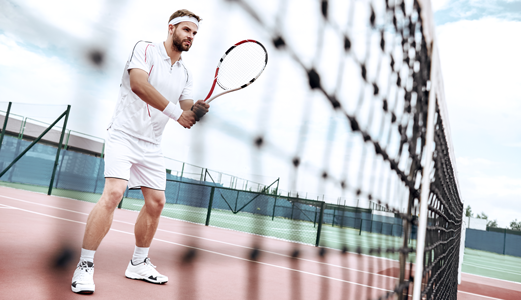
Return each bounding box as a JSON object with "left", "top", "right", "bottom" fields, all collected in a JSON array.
[{"left": 462, "top": 248, "right": 521, "bottom": 283}]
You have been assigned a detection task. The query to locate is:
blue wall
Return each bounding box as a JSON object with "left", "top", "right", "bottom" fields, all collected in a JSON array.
[
  {"left": 0, "top": 134, "right": 408, "bottom": 240},
  {"left": 465, "top": 228, "right": 521, "bottom": 257}
]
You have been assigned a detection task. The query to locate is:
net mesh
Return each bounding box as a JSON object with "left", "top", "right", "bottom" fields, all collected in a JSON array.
[
  {"left": 200, "top": 0, "right": 463, "bottom": 298},
  {"left": 420, "top": 105, "right": 463, "bottom": 299},
  {"left": 0, "top": 0, "right": 464, "bottom": 299}
]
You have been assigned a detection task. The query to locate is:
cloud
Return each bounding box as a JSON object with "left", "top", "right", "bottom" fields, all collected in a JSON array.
[
  {"left": 431, "top": 0, "right": 452, "bottom": 12},
  {"left": 505, "top": 142, "right": 521, "bottom": 148},
  {"left": 434, "top": 0, "right": 521, "bottom": 25},
  {"left": 0, "top": 34, "right": 75, "bottom": 107},
  {"left": 437, "top": 18, "right": 521, "bottom": 142},
  {"left": 459, "top": 173, "right": 521, "bottom": 227}
]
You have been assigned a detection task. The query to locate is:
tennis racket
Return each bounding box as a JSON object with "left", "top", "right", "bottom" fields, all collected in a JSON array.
[{"left": 204, "top": 40, "right": 268, "bottom": 103}]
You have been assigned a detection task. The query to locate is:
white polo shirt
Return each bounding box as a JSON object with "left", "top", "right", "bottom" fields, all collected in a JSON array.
[{"left": 108, "top": 40, "right": 193, "bottom": 144}]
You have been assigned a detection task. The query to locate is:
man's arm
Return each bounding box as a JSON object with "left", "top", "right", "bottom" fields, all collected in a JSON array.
[
  {"left": 129, "top": 68, "right": 196, "bottom": 128},
  {"left": 180, "top": 100, "right": 194, "bottom": 111}
]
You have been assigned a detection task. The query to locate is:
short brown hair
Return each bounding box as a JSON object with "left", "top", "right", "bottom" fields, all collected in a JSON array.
[{"left": 169, "top": 9, "right": 202, "bottom": 23}]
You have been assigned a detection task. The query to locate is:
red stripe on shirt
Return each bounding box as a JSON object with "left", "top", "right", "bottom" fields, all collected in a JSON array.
[
  {"left": 146, "top": 65, "right": 154, "bottom": 117},
  {"left": 145, "top": 44, "right": 150, "bottom": 62}
]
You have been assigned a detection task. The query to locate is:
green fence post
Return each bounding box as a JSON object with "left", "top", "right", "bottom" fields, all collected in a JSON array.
[
  {"left": 332, "top": 207, "right": 336, "bottom": 227},
  {"left": 271, "top": 196, "right": 277, "bottom": 221},
  {"left": 18, "top": 117, "right": 26, "bottom": 139},
  {"left": 359, "top": 219, "right": 363, "bottom": 236},
  {"left": 48, "top": 105, "right": 71, "bottom": 195},
  {"left": 53, "top": 149, "right": 67, "bottom": 188},
  {"left": 271, "top": 178, "right": 279, "bottom": 221},
  {"left": 180, "top": 162, "right": 185, "bottom": 180},
  {"left": 234, "top": 190, "right": 239, "bottom": 212},
  {"left": 118, "top": 196, "right": 123, "bottom": 209},
  {"left": 93, "top": 158, "right": 103, "bottom": 193},
  {"left": 64, "top": 129, "right": 71, "bottom": 149},
  {"left": 101, "top": 141, "right": 105, "bottom": 158},
  {"left": 315, "top": 201, "right": 325, "bottom": 247},
  {"left": 0, "top": 102, "right": 12, "bottom": 153},
  {"left": 503, "top": 228, "right": 507, "bottom": 255},
  {"left": 205, "top": 187, "right": 215, "bottom": 226}
]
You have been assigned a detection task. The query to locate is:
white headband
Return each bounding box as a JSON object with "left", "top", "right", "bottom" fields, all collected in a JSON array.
[{"left": 169, "top": 16, "right": 199, "bottom": 29}]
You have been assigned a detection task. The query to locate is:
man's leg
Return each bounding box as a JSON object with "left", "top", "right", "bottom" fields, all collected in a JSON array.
[
  {"left": 134, "top": 187, "right": 166, "bottom": 247},
  {"left": 125, "top": 187, "right": 168, "bottom": 284},
  {"left": 82, "top": 178, "right": 129, "bottom": 250},
  {"left": 71, "top": 178, "right": 128, "bottom": 294}
]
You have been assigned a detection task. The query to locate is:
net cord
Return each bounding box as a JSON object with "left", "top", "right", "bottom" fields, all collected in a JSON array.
[{"left": 412, "top": 43, "right": 438, "bottom": 300}]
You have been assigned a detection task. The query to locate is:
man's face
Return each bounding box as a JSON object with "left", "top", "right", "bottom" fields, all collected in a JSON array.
[{"left": 172, "top": 21, "right": 198, "bottom": 52}]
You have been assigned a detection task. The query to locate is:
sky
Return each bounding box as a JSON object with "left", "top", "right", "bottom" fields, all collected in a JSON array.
[{"left": 0, "top": 0, "right": 519, "bottom": 227}]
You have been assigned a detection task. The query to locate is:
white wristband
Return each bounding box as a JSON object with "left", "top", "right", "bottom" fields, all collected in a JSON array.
[{"left": 162, "top": 102, "right": 183, "bottom": 121}]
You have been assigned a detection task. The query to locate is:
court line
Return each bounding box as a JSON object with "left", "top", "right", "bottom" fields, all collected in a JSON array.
[
  {"left": 0, "top": 194, "right": 398, "bottom": 280},
  {"left": 0, "top": 202, "right": 394, "bottom": 293},
  {"left": 0, "top": 204, "right": 18, "bottom": 209},
  {"left": 458, "top": 290, "right": 504, "bottom": 300}
]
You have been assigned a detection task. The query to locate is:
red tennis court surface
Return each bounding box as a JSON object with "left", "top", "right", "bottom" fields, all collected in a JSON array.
[{"left": 1, "top": 186, "right": 520, "bottom": 299}]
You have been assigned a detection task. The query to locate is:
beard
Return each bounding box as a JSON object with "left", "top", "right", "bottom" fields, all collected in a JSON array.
[{"left": 172, "top": 32, "right": 191, "bottom": 52}]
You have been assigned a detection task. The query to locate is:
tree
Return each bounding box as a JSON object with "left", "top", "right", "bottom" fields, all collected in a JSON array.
[
  {"left": 476, "top": 212, "right": 488, "bottom": 220},
  {"left": 487, "top": 219, "right": 498, "bottom": 228},
  {"left": 465, "top": 205, "right": 473, "bottom": 218},
  {"left": 510, "top": 219, "right": 521, "bottom": 231}
]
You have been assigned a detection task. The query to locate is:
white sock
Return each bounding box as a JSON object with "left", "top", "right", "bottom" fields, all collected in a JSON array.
[
  {"left": 80, "top": 248, "right": 96, "bottom": 263},
  {"left": 132, "top": 246, "right": 149, "bottom": 265}
]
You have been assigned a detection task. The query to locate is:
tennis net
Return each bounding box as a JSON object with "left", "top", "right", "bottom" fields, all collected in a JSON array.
[{"left": 205, "top": 0, "right": 464, "bottom": 299}]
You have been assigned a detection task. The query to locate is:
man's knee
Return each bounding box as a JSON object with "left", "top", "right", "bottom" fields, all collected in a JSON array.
[
  {"left": 106, "top": 188, "right": 125, "bottom": 202},
  {"left": 141, "top": 187, "right": 166, "bottom": 216},
  {"left": 147, "top": 197, "right": 165, "bottom": 215},
  {"left": 100, "top": 182, "right": 126, "bottom": 209},
  {"left": 143, "top": 190, "right": 165, "bottom": 216}
]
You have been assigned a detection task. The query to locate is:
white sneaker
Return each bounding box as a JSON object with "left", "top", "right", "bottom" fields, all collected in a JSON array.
[
  {"left": 71, "top": 260, "right": 95, "bottom": 294},
  {"left": 125, "top": 257, "right": 168, "bottom": 284}
]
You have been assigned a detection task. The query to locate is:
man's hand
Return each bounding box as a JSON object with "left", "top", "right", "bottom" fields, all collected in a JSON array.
[
  {"left": 191, "top": 100, "right": 210, "bottom": 121},
  {"left": 178, "top": 111, "right": 197, "bottom": 128}
]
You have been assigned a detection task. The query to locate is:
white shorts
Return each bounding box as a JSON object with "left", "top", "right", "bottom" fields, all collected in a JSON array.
[{"left": 104, "top": 129, "right": 166, "bottom": 191}]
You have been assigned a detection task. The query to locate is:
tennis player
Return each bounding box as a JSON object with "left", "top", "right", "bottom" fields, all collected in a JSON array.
[{"left": 71, "top": 9, "right": 209, "bottom": 294}]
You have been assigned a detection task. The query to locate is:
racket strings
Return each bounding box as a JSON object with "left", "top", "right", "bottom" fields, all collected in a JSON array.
[
  {"left": 219, "top": 46, "right": 265, "bottom": 89},
  {"left": 218, "top": 42, "right": 267, "bottom": 90}
]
